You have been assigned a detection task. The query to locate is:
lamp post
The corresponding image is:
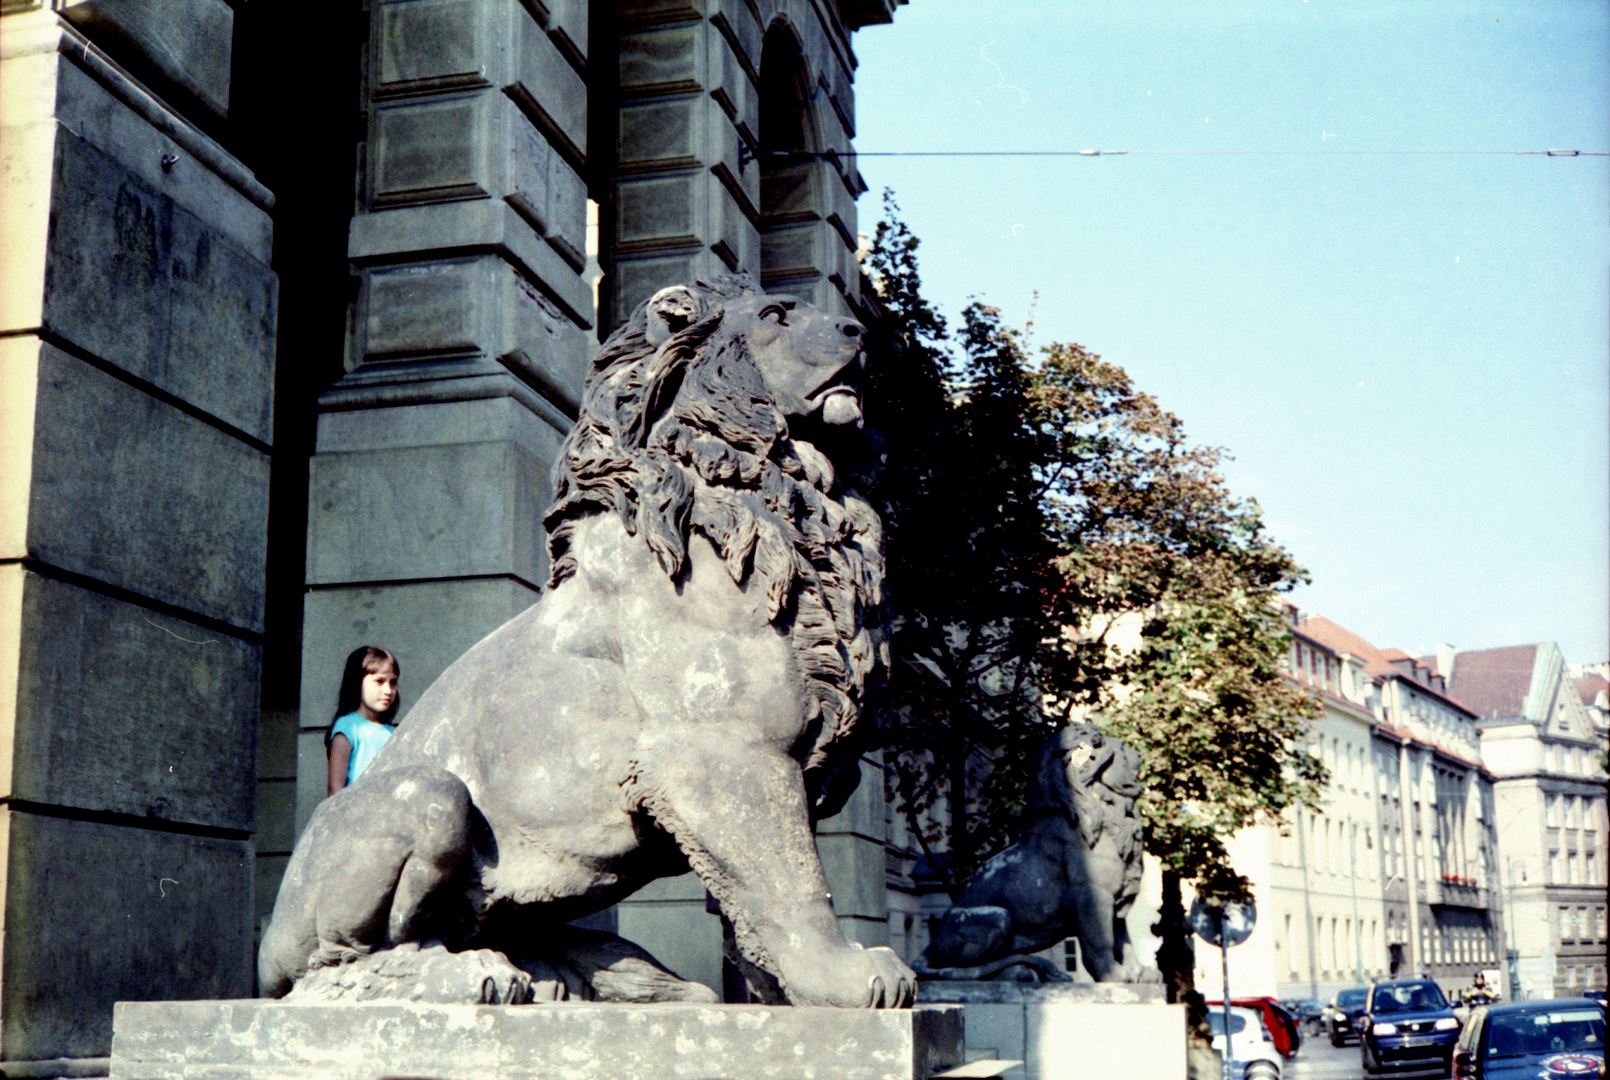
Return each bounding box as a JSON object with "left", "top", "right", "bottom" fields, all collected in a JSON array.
[{"left": 1349, "top": 819, "right": 1364, "bottom": 985}]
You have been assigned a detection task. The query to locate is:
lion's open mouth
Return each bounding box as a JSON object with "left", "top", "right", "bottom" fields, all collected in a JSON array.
[{"left": 807, "top": 349, "right": 867, "bottom": 426}]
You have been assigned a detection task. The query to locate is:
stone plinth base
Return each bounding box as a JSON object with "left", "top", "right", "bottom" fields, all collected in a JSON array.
[
  {"left": 917, "top": 984, "right": 1183, "bottom": 1080},
  {"left": 109, "top": 1000, "right": 964, "bottom": 1080}
]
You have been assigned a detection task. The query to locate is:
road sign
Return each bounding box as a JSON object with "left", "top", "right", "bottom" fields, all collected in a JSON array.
[{"left": 1189, "top": 898, "right": 1256, "bottom": 947}]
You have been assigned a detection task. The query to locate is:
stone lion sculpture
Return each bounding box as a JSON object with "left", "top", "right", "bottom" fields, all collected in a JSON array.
[
  {"left": 259, "top": 275, "right": 914, "bottom": 1008},
  {"left": 914, "top": 722, "right": 1156, "bottom": 983}
]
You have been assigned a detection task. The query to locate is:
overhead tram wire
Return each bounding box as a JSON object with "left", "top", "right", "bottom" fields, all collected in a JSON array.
[
  {"left": 737, "top": 146, "right": 1605, "bottom": 167},
  {"left": 850, "top": 148, "right": 1606, "bottom": 157}
]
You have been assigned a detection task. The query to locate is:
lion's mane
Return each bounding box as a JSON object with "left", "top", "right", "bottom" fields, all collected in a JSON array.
[
  {"left": 543, "top": 275, "right": 888, "bottom": 816},
  {"left": 1028, "top": 722, "right": 1145, "bottom": 878}
]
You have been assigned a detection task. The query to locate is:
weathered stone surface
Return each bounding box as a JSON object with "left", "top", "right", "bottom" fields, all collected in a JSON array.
[
  {"left": 2, "top": 809, "right": 253, "bottom": 1062},
  {"left": 9, "top": 569, "right": 258, "bottom": 830},
  {"left": 546, "top": 0, "right": 588, "bottom": 67},
  {"left": 314, "top": 392, "right": 568, "bottom": 456},
  {"left": 23, "top": 341, "right": 271, "bottom": 632},
  {"left": 32, "top": 129, "right": 277, "bottom": 440},
  {"left": 509, "top": 4, "right": 587, "bottom": 166},
  {"left": 618, "top": 94, "right": 701, "bottom": 169},
  {"left": 0, "top": 52, "right": 271, "bottom": 263},
  {"left": 917, "top": 981, "right": 1169, "bottom": 1005},
  {"left": 57, "top": 0, "right": 234, "bottom": 118},
  {"left": 351, "top": 249, "right": 592, "bottom": 385},
  {"left": 111, "top": 1001, "right": 963, "bottom": 1080},
  {"left": 304, "top": 440, "right": 551, "bottom": 587},
  {"left": 263, "top": 279, "right": 908, "bottom": 1011},
  {"left": 917, "top": 725, "right": 1155, "bottom": 985},
  {"left": 373, "top": 0, "right": 492, "bottom": 96},
  {"left": 370, "top": 93, "right": 491, "bottom": 206}
]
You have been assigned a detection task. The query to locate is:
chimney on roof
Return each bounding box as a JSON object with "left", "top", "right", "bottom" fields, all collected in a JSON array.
[
  {"left": 1280, "top": 601, "right": 1299, "bottom": 626},
  {"left": 1436, "top": 644, "right": 1456, "bottom": 682}
]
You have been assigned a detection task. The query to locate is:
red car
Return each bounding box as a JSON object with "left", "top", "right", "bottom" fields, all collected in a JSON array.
[{"left": 1210, "top": 997, "right": 1302, "bottom": 1059}]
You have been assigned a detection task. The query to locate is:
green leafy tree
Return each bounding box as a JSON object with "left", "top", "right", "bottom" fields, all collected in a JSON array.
[{"left": 862, "top": 193, "right": 1325, "bottom": 1011}]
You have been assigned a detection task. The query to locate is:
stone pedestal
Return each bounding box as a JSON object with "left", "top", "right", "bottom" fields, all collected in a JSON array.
[
  {"left": 110, "top": 1001, "right": 963, "bottom": 1080},
  {"left": 916, "top": 983, "right": 1184, "bottom": 1080}
]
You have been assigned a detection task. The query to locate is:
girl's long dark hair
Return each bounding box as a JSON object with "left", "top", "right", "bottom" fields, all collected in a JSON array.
[{"left": 328, "top": 646, "right": 401, "bottom": 745}]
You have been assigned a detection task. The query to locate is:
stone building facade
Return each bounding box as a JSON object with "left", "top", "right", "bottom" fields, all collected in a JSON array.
[
  {"left": 0, "top": 0, "right": 905, "bottom": 1070},
  {"left": 1196, "top": 611, "right": 1508, "bottom": 1007},
  {"left": 1446, "top": 642, "right": 1609, "bottom": 999}
]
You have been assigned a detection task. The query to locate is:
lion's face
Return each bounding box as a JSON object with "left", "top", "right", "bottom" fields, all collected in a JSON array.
[
  {"left": 729, "top": 292, "right": 868, "bottom": 429},
  {"left": 643, "top": 283, "right": 868, "bottom": 433}
]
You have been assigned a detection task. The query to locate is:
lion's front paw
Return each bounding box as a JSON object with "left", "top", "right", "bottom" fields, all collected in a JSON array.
[{"left": 779, "top": 944, "right": 916, "bottom": 1009}]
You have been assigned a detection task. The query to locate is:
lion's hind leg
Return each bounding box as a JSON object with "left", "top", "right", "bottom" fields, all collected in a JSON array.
[{"left": 259, "top": 766, "right": 473, "bottom": 997}]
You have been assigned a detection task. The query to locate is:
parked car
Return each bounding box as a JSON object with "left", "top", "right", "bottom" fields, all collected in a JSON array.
[
  {"left": 1360, "top": 978, "right": 1462, "bottom": 1076},
  {"left": 1284, "top": 998, "right": 1327, "bottom": 1037},
  {"left": 1452, "top": 998, "right": 1605, "bottom": 1079},
  {"left": 1207, "top": 1004, "right": 1283, "bottom": 1080},
  {"left": 1328, "top": 986, "right": 1370, "bottom": 1046},
  {"left": 1212, "top": 998, "right": 1301, "bottom": 1058}
]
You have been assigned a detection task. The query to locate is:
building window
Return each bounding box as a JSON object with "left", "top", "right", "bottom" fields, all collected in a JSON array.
[
  {"left": 1560, "top": 906, "right": 1575, "bottom": 944},
  {"left": 1548, "top": 793, "right": 1561, "bottom": 827},
  {"left": 1568, "top": 850, "right": 1580, "bottom": 885},
  {"left": 1550, "top": 850, "right": 1561, "bottom": 883}
]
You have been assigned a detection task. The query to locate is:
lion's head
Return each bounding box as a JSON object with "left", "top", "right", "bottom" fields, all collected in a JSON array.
[
  {"left": 1028, "top": 722, "right": 1145, "bottom": 853},
  {"left": 544, "top": 275, "right": 887, "bottom": 818}
]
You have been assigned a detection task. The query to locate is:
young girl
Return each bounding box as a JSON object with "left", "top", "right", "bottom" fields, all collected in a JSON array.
[{"left": 326, "top": 645, "right": 401, "bottom": 796}]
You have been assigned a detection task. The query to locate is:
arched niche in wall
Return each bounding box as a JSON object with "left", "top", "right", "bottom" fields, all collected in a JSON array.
[{"left": 756, "top": 22, "right": 848, "bottom": 313}]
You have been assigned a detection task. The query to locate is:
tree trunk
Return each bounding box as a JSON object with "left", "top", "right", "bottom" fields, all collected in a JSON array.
[{"left": 1154, "top": 869, "right": 1221, "bottom": 1080}]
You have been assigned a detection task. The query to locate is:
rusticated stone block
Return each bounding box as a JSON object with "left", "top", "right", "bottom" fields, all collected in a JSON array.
[
  {"left": 23, "top": 341, "right": 271, "bottom": 632},
  {"left": 305, "top": 440, "right": 551, "bottom": 587},
  {"left": 354, "top": 252, "right": 590, "bottom": 402},
  {"left": 510, "top": 5, "right": 587, "bottom": 167},
  {"left": 110, "top": 1000, "right": 964, "bottom": 1080},
  {"left": 619, "top": 24, "right": 702, "bottom": 93},
  {"left": 617, "top": 173, "right": 695, "bottom": 244},
  {"left": 618, "top": 95, "right": 700, "bottom": 170},
  {"left": 9, "top": 569, "right": 257, "bottom": 830},
  {"left": 38, "top": 129, "right": 278, "bottom": 441},
  {"left": 3, "top": 809, "right": 253, "bottom": 1062},
  {"left": 547, "top": 0, "right": 588, "bottom": 67},
  {"left": 57, "top": 0, "right": 234, "bottom": 118},
  {"left": 711, "top": 1, "right": 760, "bottom": 82},
  {"left": 373, "top": 0, "right": 492, "bottom": 96},
  {"left": 370, "top": 93, "right": 491, "bottom": 207}
]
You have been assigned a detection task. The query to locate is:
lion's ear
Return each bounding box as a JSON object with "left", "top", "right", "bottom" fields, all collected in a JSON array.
[{"left": 645, "top": 285, "right": 701, "bottom": 345}]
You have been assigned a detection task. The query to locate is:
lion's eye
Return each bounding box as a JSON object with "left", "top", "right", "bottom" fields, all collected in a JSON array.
[{"left": 760, "top": 305, "right": 788, "bottom": 324}]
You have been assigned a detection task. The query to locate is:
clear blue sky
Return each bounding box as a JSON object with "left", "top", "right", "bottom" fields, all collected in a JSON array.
[{"left": 851, "top": 0, "right": 1609, "bottom": 666}]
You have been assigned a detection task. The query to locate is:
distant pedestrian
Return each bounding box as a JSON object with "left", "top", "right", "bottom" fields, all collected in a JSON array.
[{"left": 326, "top": 645, "right": 400, "bottom": 796}]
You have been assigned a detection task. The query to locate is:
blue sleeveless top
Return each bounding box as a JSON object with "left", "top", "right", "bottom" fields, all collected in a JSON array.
[{"left": 330, "top": 712, "right": 394, "bottom": 786}]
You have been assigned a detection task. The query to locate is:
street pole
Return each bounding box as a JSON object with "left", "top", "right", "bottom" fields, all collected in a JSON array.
[
  {"left": 1296, "top": 810, "right": 1318, "bottom": 999},
  {"left": 1220, "top": 908, "right": 1233, "bottom": 1080},
  {"left": 1504, "top": 858, "right": 1520, "bottom": 1001},
  {"left": 1349, "top": 819, "right": 1363, "bottom": 985}
]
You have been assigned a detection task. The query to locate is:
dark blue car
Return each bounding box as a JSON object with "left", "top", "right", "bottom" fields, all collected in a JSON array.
[
  {"left": 1453, "top": 999, "right": 1605, "bottom": 1080},
  {"left": 1361, "top": 978, "right": 1462, "bottom": 1076}
]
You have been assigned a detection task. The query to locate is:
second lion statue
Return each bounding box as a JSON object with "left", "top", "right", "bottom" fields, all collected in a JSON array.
[{"left": 259, "top": 275, "right": 915, "bottom": 1008}]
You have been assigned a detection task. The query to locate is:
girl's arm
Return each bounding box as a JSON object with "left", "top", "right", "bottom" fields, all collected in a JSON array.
[{"left": 328, "top": 733, "right": 352, "bottom": 796}]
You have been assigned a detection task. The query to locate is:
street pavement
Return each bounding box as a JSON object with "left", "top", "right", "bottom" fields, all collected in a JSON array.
[{"left": 1284, "top": 1035, "right": 1451, "bottom": 1080}]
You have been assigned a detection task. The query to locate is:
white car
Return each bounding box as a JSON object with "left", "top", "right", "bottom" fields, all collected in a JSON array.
[{"left": 1207, "top": 1004, "right": 1283, "bottom": 1080}]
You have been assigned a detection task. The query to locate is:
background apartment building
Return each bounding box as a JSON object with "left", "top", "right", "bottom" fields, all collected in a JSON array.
[
  {"left": 1445, "top": 643, "right": 1609, "bottom": 999},
  {"left": 1197, "top": 611, "right": 1507, "bottom": 1005}
]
